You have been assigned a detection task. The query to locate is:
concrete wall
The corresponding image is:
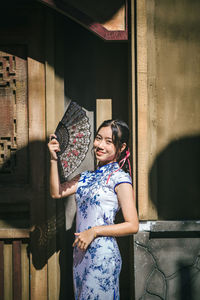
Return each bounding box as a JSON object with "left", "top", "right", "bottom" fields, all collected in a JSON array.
[{"left": 134, "top": 221, "right": 200, "bottom": 300}]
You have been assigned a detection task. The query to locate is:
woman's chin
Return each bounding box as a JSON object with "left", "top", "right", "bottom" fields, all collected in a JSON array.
[{"left": 97, "top": 158, "right": 116, "bottom": 166}]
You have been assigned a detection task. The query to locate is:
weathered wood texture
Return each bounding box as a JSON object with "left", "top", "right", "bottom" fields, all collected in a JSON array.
[
  {"left": 13, "top": 241, "right": 22, "bottom": 300},
  {"left": 0, "top": 229, "right": 29, "bottom": 239},
  {"left": 27, "top": 5, "right": 47, "bottom": 300},
  {"left": 45, "top": 11, "right": 65, "bottom": 300},
  {"left": 136, "top": 0, "right": 158, "bottom": 220},
  {"left": 0, "top": 237, "right": 30, "bottom": 300},
  {"left": 130, "top": 0, "right": 136, "bottom": 195},
  {"left": 28, "top": 55, "right": 47, "bottom": 300},
  {"left": 136, "top": 0, "right": 200, "bottom": 220},
  {"left": 21, "top": 243, "right": 29, "bottom": 300},
  {"left": 0, "top": 241, "right": 4, "bottom": 300},
  {"left": 96, "top": 99, "right": 112, "bottom": 129},
  {"left": 4, "top": 244, "right": 12, "bottom": 300},
  {"left": 0, "top": 3, "right": 47, "bottom": 296},
  {"left": 0, "top": 46, "right": 29, "bottom": 214}
]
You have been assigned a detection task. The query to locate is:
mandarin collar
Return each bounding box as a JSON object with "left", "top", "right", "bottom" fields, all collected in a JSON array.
[{"left": 96, "top": 162, "right": 118, "bottom": 172}]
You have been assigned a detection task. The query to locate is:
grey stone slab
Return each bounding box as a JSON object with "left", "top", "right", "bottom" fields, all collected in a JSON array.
[
  {"left": 167, "top": 266, "right": 200, "bottom": 300},
  {"left": 135, "top": 231, "right": 150, "bottom": 246},
  {"left": 139, "top": 221, "right": 200, "bottom": 232},
  {"left": 146, "top": 269, "right": 166, "bottom": 299},
  {"left": 148, "top": 237, "right": 200, "bottom": 277},
  {"left": 134, "top": 233, "right": 156, "bottom": 299},
  {"left": 143, "top": 293, "right": 162, "bottom": 300},
  {"left": 151, "top": 221, "right": 200, "bottom": 232},
  {"left": 134, "top": 221, "right": 200, "bottom": 300}
]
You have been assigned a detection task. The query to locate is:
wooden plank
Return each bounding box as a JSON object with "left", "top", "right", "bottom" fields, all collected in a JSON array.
[
  {"left": 30, "top": 253, "right": 48, "bottom": 300},
  {"left": 4, "top": 244, "right": 12, "bottom": 300},
  {"left": 0, "top": 229, "right": 29, "bottom": 239},
  {"left": 45, "top": 10, "right": 61, "bottom": 300},
  {"left": 136, "top": 0, "right": 158, "bottom": 220},
  {"left": 28, "top": 6, "right": 47, "bottom": 300},
  {"left": 96, "top": 99, "right": 112, "bottom": 130},
  {"left": 0, "top": 241, "right": 4, "bottom": 300},
  {"left": 21, "top": 243, "right": 29, "bottom": 300},
  {"left": 13, "top": 241, "right": 22, "bottom": 300},
  {"left": 131, "top": 0, "right": 137, "bottom": 197}
]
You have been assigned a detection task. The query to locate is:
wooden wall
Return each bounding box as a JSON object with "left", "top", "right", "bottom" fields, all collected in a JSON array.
[
  {"left": 0, "top": 1, "right": 47, "bottom": 299},
  {"left": 135, "top": 0, "right": 200, "bottom": 220}
]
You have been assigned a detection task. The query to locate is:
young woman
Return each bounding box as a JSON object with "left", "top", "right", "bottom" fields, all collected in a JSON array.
[{"left": 48, "top": 119, "right": 139, "bottom": 300}]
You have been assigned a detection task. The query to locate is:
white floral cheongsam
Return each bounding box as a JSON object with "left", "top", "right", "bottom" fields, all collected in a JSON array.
[{"left": 73, "top": 162, "right": 132, "bottom": 300}]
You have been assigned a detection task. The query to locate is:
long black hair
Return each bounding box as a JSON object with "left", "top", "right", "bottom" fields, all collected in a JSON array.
[{"left": 96, "top": 119, "right": 131, "bottom": 174}]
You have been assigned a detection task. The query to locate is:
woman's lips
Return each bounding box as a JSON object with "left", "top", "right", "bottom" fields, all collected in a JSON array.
[{"left": 96, "top": 150, "right": 105, "bottom": 155}]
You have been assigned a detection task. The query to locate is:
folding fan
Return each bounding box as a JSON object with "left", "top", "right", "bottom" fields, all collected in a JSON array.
[{"left": 54, "top": 101, "right": 91, "bottom": 183}]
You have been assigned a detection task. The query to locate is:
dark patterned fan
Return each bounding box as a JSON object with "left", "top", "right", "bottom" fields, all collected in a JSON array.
[{"left": 55, "top": 101, "right": 91, "bottom": 183}]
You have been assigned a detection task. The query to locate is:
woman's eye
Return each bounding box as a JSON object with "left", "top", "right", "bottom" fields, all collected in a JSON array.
[
  {"left": 106, "top": 140, "right": 113, "bottom": 144},
  {"left": 95, "top": 136, "right": 101, "bottom": 141}
]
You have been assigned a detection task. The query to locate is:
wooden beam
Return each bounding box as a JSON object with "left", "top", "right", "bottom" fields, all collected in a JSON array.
[
  {"left": 96, "top": 99, "right": 112, "bottom": 130},
  {"left": 37, "top": 0, "right": 128, "bottom": 40},
  {"left": 45, "top": 11, "right": 65, "bottom": 300},
  {"left": 13, "top": 241, "right": 22, "bottom": 300},
  {"left": 21, "top": 243, "right": 29, "bottom": 300},
  {"left": 136, "top": 0, "right": 158, "bottom": 220},
  {"left": 0, "top": 229, "right": 29, "bottom": 239},
  {"left": 131, "top": 0, "right": 137, "bottom": 197},
  {"left": 0, "top": 241, "right": 4, "bottom": 300},
  {"left": 28, "top": 7, "right": 47, "bottom": 300},
  {"left": 4, "top": 244, "right": 12, "bottom": 300}
]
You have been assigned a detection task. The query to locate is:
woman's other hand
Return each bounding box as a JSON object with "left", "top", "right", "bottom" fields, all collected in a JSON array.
[
  {"left": 72, "top": 228, "right": 97, "bottom": 251},
  {"left": 48, "top": 134, "right": 60, "bottom": 161}
]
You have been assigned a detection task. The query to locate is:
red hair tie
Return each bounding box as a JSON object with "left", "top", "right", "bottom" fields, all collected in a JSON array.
[{"left": 106, "top": 149, "right": 132, "bottom": 184}]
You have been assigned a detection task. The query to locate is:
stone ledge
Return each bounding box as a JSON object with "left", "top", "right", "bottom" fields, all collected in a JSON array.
[{"left": 139, "top": 220, "right": 200, "bottom": 232}]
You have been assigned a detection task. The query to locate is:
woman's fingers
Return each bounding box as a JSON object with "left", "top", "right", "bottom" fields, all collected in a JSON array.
[
  {"left": 49, "top": 133, "right": 57, "bottom": 141},
  {"left": 72, "top": 238, "right": 78, "bottom": 247},
  {"left": 73, "top": 230, "right": 95, "bottom": 250},
  {"left": 73, "top": 235, "right": 87, "bottom": 250},
  {"left": 79, "top": 241, "right": 86, "bottom": 250},
  {"left": 48, "top": 134, "right": 61, "bottom": 155}
]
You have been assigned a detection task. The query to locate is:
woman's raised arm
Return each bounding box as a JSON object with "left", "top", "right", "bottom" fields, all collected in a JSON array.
[{"left": 48, "top": 135, "right": 80, "bottom": 199}]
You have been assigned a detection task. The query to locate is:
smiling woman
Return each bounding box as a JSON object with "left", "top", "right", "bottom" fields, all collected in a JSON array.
[
  {"left": 48, "top": 119, "right": 139, "bottom": 300},
  {"left": 94, "top": 126, "right": 118, "bottom": 166}
]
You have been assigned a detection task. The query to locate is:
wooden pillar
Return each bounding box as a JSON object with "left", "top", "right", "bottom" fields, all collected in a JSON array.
[
  {"left": 96, "top": 99, "right": 112, "bottom": 129},
  {"left": 0, "top": 241, "right": 4, "bottom": 300},
  {"left": 12, "top": 241, "right": 22, "bottom": 300},
  {"left": 28, "top": 7, "right": 47, "bottom": 300},
  {"left": 135, "top": 0, "right": 158, "bottom": 220},
  {"left": 130, "top": 0, "right": 137, "bottom": 198},
  {"left": 4, "top": 244, "right": 12, "bottom": 300},
  {"left": 45, "top": 10, "right": 65, "bottom": 300}
]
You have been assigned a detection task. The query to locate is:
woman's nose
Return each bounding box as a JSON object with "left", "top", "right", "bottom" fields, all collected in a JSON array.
[{"left": 97, "top": 140, "right": 105, "bottom": 148}]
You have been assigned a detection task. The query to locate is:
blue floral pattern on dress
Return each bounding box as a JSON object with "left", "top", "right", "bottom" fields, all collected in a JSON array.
[{"left": 73, "top": 162, "right": 132, "bottom": 300}]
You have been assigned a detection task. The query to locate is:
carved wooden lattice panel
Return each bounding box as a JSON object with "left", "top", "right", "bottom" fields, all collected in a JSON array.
[{"left": 0, "top": 47, "right": 28, "bottom": 184}]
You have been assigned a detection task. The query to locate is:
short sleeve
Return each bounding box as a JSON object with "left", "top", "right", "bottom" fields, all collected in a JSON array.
[{"left": 111, "top": 170, "right": 132, "bottom": 194}]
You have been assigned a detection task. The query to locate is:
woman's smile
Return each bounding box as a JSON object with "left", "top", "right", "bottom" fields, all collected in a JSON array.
[
  {"left": 96, "top": 149, "right": 105, "bottom": 155},
  {"left": 93, "top": 126, "right": 117, "bottom": 166}
]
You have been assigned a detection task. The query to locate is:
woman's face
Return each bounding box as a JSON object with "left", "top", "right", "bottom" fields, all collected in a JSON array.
[{"left": 93, "top": 126, "right": 117, "bottom": 166}]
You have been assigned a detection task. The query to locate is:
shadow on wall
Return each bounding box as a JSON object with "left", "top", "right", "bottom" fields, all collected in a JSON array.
[
  {"left": 0, "top": 141, "right": 67, "bottom": 269},
  {"left": 149, "top": 135, "right": 200, "bottom": 220}
]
